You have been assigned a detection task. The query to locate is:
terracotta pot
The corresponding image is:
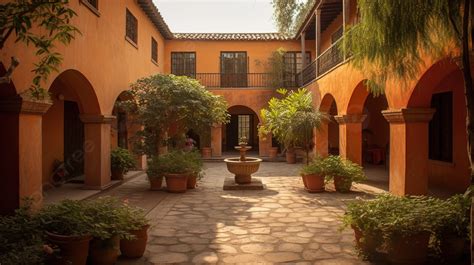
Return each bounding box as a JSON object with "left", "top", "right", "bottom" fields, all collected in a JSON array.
[
  {"left": 120, "top": 225, "right": 150, "bottom": 258},
  {"left": 286, "top": 151, "right": 296, "bottom": 164},
  {"left": 165, "top": 173, "right": 188, "bottom": 193},
  {"left": 352, "top": 225, "right": 379, "bottom": 256},
  {"left": 387, "top": 232, "right": 430, "bottom": 265},
  {"left": 88, "top": 237, "right": 120, "bottom": 265},
  {"left": 440, "top": 235, "right": 466, "bottom": 262},
  {"left": 46, "top": 231, "right": 92, "bottom": 265},
  {"left": 334, "top": 175, "right": 352, "bottom": 193},
  {"left": 201, "top": 147, "right": 212, "bottom": 158},
  {"left": 111, "top": 168, "right": 124, "bottom": 180},
  {"left": 269, "top": 147, "right": 278, "bottom": 160},
  {"left": 302, "top": 174, "right": 325, "bottom": 193},
  {"left": 149, "top": 176, "right": 163, "bottom": 190},
  {"left": 187, "top": 174, "right": 197, "bottom": 189}
]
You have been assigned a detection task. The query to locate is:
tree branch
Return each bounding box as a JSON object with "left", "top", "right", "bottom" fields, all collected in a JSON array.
[{"left": 0, "top": 57, "right": 20, "bottom": 84}]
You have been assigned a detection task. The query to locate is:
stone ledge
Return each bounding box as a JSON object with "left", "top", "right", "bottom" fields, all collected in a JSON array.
[{"left": 223, "top": 177, "right": 265, "bottom": 190}]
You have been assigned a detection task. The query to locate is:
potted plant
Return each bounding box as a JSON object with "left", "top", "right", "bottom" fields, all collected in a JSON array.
[
  {"left": 146, "top": 156, "right": 164, "bottom": 190},
  {"left": 84, "top": 197, "right": 131, "bottom": 265},
  {"left": 259, "top": 88, "right": 324, "bottom": 164},
  {"left": 300, "top": 157, "right": 326, "bottom": 192},
  {"left": 38, "top": 200, "right": 93, "bottom": 265},
  {"left": 268, "top": 146, "right": 278, "bottom": 160},
  {"left": 149, "top": 151, "right": 195, "bottom": 193},
  {"left": 119, "top": 202, "right": 150, "bottom": 258},
  {"left": 184, "top": 150, "right": 204, "bottom": 189},
  {"left": 110, "top": 147, "right": 135, "bottom": 180},
  {"left": 323, "top": 155, "right": 366, "bottom": 192}
]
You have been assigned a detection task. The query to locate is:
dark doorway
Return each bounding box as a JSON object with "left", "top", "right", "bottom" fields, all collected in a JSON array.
[
  {"left": 225, "top": 114, "right": 256, "bottom": 151},
  {"left": 63, "top": 101, "right": 84, "bottom": 178},
  {"left": 117, "top": 111, "right": 128, "bottom": 149}
]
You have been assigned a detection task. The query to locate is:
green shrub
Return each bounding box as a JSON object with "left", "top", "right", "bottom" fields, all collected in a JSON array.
[
  {"left": 38, "top": 199, "right": 92, "bottom": 236},
  {"left": 111, "top": 147, "right": 135, "bottom": 174},
  {"left": 300, "top": 156, "right": 326, "bottom": 175},
  {"left": 147, "top": 150, "right": 201, "bottom": 178}
]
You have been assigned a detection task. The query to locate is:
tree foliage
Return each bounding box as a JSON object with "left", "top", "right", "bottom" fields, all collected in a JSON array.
[
  {"left": 272, "top": 0, "right": 316, "bottom": 37},
  {"left": 259, "top": 88, "right": 325, "bottom": 162},
  {"left": 123, "top": 74, "right": 230, "bottom": 156},
  {"left": 0, "top": 0, "right": 80, "bottom": 99}
]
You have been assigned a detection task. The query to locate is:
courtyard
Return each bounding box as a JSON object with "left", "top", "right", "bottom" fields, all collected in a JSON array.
[{"left": 79, "top": 162, "right": 376, "bottom": 264}]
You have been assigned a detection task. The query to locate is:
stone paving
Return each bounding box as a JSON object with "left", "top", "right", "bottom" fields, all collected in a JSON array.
[{"left": 112, "top": 162, "right": 376, "bottom": 264}]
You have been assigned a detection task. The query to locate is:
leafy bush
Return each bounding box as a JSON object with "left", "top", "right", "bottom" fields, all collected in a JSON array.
[
  {"left": 0, "top": 202, "right": 46, "bottom": 265},
  {"left": 147, "top": 151, "right": 201, "bottom": 177},
  {"left": 323, "top": 155, "right": 367, "bottom": 183},
  {"left": 300, "top": 156, "right": 326, "bottom": 175},
  {"left": 38, "top": 199, "right": 92, "bottom": 236},
  {"left": 111, "top": 147, "right": 135, "bottom": 173},
  {"left": 120, "top": 202, "right": 149, "bottom": 232}
]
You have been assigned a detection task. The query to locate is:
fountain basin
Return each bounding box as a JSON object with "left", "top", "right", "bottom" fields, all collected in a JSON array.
[{"left": 224, "top": 157, "right": 262, "bottom": 184}]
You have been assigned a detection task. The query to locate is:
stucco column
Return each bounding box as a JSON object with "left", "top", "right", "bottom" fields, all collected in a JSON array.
[
  {"left": 211, "top": 124, "right": 222, "bottom": 157},
  {"left": 315, "top": 120, "right": 329, "bottom": 157},
  {"left": 0, "top": 97, "right": 51, "bottom": 214},
  {"left": 335, "top": 114, "right": 367, "bottom": 165},
  {"left": 80, "top": 114, "right": 115, "bottom": 190},
  {"left": 383, "top": 108, "right": 435, "bottom": 195},
  {"left": 259, "top": 133, "right": 272, "bottom": 157}
]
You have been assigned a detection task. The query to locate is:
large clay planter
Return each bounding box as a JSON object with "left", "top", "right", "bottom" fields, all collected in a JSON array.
[
  {"left": 440, "top": 235, "right": 466, "bottom": 262},
  {"left": 45, "top": 231, "right": 92, "bottom": 265},
  {"left": 187, "top": 174, "right": 197, "bottom": 189},
  {"left": 224, "top": 157, "right": 262, "bottom": 184},
  {"left": 88, "top": 237, "right": 120, "bottom": 265},
  {"left": 165, "top": 173, "right": 188, "bottom": 193},
  {"left": 302, "top": 174, "right": 325, "bottom": 193},
  {"left": 111, "top": 168, "right": 124, "bottom": 180},
  {"left": 352, "top": 226, "right": 379, "bottom": 257},
  {"left": 269, "top": 147, "right": 278, "bottom": 160},
  {"left": 120, "top": 225, "right": 150, "bottom": 258},
  {"left": 387, "top": 232, "right": 430, "bottom": 265},
  {"left": 334, "top": 175, "right": 352, "bottom": 193},
  {"left": 201, "top": 147, "right": 212, "bottom": 158},
  {"left": 286, "top": 151, "right": 296, "bottom": 164},
  {"left": 149, "top": 176, "right": 163, "bottom": 190}
]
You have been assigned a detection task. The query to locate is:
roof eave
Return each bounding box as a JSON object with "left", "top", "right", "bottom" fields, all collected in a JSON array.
[{"left": 137, "top": 0, "right": 174, "bottom": 40}]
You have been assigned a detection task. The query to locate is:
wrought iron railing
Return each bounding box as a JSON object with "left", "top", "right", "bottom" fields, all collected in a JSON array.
[
  {"left": 194, "top": 73, "right": 274, "bottom": 88},
  {"left": 299, "top": 59, "right": 317, "bottom": 86},
  {"left": 317, "top": 38, "right": 344, "bottom": 76}
]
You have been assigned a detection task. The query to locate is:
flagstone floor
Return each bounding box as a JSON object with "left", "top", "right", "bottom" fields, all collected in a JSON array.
[{"left": 111, "top": 162, "right": 377, "bottom": 264}]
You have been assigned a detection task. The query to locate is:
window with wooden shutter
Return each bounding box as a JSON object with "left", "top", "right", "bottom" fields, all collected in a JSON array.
[{"left": 126, "top": 9, "right": 138, "bottom": 45}]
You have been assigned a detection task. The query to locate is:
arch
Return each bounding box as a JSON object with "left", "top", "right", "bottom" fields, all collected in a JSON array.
[
  {"left": 408, "top": 58, "right": 460, "bottom": 108},
  {"left": 225, "top": 105, "right": 260, "bottom": 151},
  {"left": 319, "top": 93, "right": 338, "bottom": 113},
  {"left": 48, "top": 69, "right": 101, "bottom": 115},
  {"left": 227, "top": 105, "right": 261, "bottom": 123},
  {"left": 346, "top": 80, "right": 370, "bottom": 114}
]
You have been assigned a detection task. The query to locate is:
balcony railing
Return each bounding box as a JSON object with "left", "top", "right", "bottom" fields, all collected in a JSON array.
[
  {"left": 195, "top": 73, "right": 273, "bottom": 88},
  {"left": 297, "top": 37, "right": 346, "bottom": 87}
]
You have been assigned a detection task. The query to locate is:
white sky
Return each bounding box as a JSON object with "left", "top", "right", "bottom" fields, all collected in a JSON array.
[{"left": 153, "top": 0, "right": 278, "bottom": 33}]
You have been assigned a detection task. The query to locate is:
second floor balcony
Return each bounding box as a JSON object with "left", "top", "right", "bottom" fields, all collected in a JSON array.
[{"left": 192, "top": 73, "right": 300, "bottom": 89}]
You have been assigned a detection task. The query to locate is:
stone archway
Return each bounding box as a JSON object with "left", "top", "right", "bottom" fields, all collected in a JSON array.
[
  {"left": 316, "top": 93, "right": 339, "bottom": 157},
  {"left": 224, "top": 105, "right": 260, "bottom": 152}
]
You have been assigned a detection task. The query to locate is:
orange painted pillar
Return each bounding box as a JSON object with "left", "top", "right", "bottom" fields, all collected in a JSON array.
[
  {"left": 335, "top": 114, "right": 366, "bottom": 165},
  {"left": 80, "top": 114, "right": 114, "bottom": 190},
  {"left": 211, "top": 124, "right": 222, "bottom": 157},
  {"left": 0, "top": 97, "right": 51, "bottom": 214},
  {"left": 315, "top": 121, "right": 329, "bottom": 157},
  {"left": 383, "top": 108, "right": 435, "bottom": 195},
  {"left": 259, "top": 133, "right": 272, "bottom": 157}
]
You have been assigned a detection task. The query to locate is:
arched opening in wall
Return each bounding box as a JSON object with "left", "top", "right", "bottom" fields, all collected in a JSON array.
[
  {"left": 42, "top": 70, "right": 100, "bottom": 189},
  {"left": 223, "top": 105, "right": 259, "bottom": 153},
  {"left": 408, "top": 59, "right": 470, "bottom": 193},
  {"left": 317, "top": 94, "right": 339, "bottom": 156},
  {"left": 362, "top": 94, "right": 389, "bottom": 190}
]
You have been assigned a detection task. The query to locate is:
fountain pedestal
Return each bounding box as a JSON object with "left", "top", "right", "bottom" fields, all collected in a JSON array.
[{"left": 223, "top": 141, "right": 264, "bottom": 190}]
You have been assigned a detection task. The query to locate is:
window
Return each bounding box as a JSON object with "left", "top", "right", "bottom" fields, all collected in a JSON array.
[
  {"left": 220, "top": 52, "right": 248, "bottom": 87},
  {"left": 429, "top": 92, "right": 453, "bottom": 162},
  {"left": 238, "top": 115, "right": 250, "bottom": 140},
  {"left": 284, "top": 51, "right": 311, "bottom": 87},
  {"left": 80, "top": 0, "right": 99, "bottom": 15},
  {"left": 171, "top": 52, "right": 196, "bottom": 77},
  {"left": 151, "top": 37, "right": 158, "bottom": 63},
  {"left": 126, "top": 9, "right": 138, "bottom": 45}
]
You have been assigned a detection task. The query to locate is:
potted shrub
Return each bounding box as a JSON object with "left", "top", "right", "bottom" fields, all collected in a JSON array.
[
  {"left": 268, "top": 146, "right": 278, "bottom": 160},
  {"left": 38, "top": 200, "right": 93, "bottom": 265},
  {"left": 119, "top": 203, "right": 150, "bottom": 258},
  {"left": 84, "top": 197, "right": 131, "bottom": 265},
  {"left": 300, "top": 157, "right": 327, "bottom": 192},
  {"left": 259, "top": 88, "right": 324, "bottom": 164},
  {"left": 146, "top": 156, "right": 164, "bottom": 190},
  {"left": 184, "top": 150, "right": 204, "bottom": 189},
  {"left": 324, "top": 155, "right": 366, "bottom": 192},
  {"left": 150, "top": 151, "right": 195, "bottom": 193},
  {"left": 111, "top": 147, "right": 135, "bottom": 180}
]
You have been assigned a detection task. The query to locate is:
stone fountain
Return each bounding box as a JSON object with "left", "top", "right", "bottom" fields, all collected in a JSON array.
[{"left": 223, "top": 137, "right": 264, "bottom": 190}]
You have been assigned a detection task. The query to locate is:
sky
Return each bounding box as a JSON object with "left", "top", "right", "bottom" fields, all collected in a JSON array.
[{"left": 153, "top": 0, "right": 278, "bottom": 33}]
